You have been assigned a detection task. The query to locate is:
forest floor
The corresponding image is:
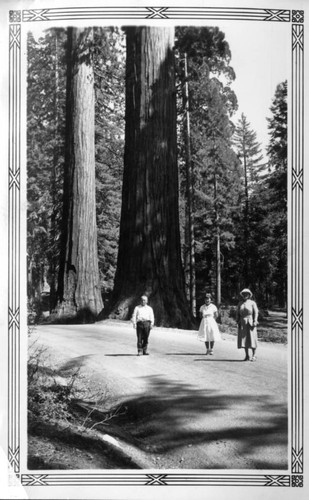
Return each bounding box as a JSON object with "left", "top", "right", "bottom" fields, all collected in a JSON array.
[
  {"left": 28, "top": 311, "right": 287, "bottom": 470},
  {"left": 219, "top": 308, "right": 287, "bottom": 343}
]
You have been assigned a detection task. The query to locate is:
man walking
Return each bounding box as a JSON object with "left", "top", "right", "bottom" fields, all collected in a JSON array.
[{"left": 132, "top": 295, "right": 154, "bottom": 356}]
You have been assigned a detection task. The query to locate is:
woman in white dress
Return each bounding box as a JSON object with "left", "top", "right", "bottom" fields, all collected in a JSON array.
[{"left": 197, "top": 293, "right": 221, "bottom": 355}]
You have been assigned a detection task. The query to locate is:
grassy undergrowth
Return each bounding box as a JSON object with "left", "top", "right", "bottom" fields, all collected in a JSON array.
[{"left": 218, "top": 306, "right": 287, "bottom": 344}]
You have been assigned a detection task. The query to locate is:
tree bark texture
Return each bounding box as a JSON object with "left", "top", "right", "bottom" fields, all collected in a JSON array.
[
  {"left": 55, "top": 27, "right": 103, "bottom": 322},
  {"left": 110, "top": 26, "right": 193, "bottom": 328}
]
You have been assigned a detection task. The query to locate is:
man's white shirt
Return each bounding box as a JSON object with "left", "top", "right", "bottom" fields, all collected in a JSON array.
[{"left": 132, "top": 304, "right": 154, "bottom": 327}]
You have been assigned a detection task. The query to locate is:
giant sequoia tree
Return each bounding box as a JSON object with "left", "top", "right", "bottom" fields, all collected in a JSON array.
[
  {"left": 110, "top": 26, "right": 193, "bottom": 327},
  {"left": 55, "top": 27, "right": 103, "bottom": 322}
]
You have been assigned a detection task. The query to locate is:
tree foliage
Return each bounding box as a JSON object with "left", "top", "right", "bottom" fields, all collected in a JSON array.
[
  {"left": 232, "top": 113, "right": 264, "bottom": 286},
  {"left": 251, "top": 81, "right": 287, "bottom": 305},
  {"left": 27, "top": 29, "right": 66, "bottom": 305},
  {"left": 230, "top": 83, "right": 287, "bottom": 306},
  {"left": 175, "top": 27, "right": 241, "bottom": 305},
  {"left": 93, "top": 27, "right": 125, "bottom": 302}
]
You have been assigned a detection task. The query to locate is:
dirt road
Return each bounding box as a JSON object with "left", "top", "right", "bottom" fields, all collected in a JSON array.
[{"left": 33, "top": 319, "right": 288, "bottom": 470}]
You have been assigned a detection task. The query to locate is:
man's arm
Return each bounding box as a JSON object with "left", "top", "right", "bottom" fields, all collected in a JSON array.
[
  {"left": 252, "top": 301, "right": 259, "bottom": 326},
  {"left": 150, "top": 307, "right": 154, "bottom": 328},
  {"left": 132, "top": 306, "right": 138, "bottom": 328}
]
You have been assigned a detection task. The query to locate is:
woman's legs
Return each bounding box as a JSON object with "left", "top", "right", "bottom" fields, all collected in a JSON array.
[
  {"left": 205, "top": 340, "right": 215, "bottom": 355},
  {"left": 251, "top": 348, "right": 257, "bottom": 361},
  {"left": 209, "top": 341, "right": 214, "bottom": 354},
  {"left": 244, "top": 347, "right": 250, "bottom": 361}
]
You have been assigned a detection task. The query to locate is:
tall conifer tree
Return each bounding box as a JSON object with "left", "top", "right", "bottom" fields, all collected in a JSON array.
[
  {"left": 55, "top": 27, "right": 103, "bottom": 321},
  {"left": 233, "top": 113, "right": 263, "bottom": 285}
]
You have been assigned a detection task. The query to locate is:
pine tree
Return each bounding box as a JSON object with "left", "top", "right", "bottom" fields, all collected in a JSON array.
[
  {"left": 250, "top": 80, "right": 287, "bottom": 306},
  {"left": 232, "top": 113, "right": 263, "bottom": 285},
  {"left": 192, "top": 82, "right": 241, "bottom": 303},
  {"left": 266, "top": 80, "right": 287, "bottom": 208}
]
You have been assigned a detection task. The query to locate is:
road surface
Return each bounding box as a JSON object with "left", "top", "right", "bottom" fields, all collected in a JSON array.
[{"left": 32, "top": 319, "right": 288, "bottom": 470}]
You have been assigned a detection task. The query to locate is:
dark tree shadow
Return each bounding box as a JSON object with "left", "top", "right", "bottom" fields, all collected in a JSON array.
[
  {"left": 28, "top": 420, "right": 141, "bottom": 470},
  {"left": 58, "top": 354, "right": 94, "bottom": 372},
  {"left": 105, "top": 354, "right": 139, "bottom": 357},
  {"left": 112, "top": 375, "right": 288, "bottom": 469},
  {"left": 194, "top": 358, "right": 244, "bottom": 362},
  {"left": 166, "top": 352, "right": 207, "bottom": 356}
]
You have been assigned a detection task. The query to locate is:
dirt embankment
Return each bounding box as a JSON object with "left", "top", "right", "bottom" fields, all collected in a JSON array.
[{"left": 28, "top": 348, "right": 154, "bottom": 470}]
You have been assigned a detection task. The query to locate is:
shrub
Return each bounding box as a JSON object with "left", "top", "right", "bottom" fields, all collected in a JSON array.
[{"left": 28, "top": 338, "right": 81, "bottom": 426}]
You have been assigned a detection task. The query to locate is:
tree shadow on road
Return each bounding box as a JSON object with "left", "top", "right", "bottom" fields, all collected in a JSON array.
[
  {"left": 105, "top": 354, "right": 140, "bottom": 357},
  {"left": 113, "top": 375, "right": 288, "bottom": 469},
  {"left": 194, "top": 358, "right": 245, "bottom": 362},
  {"left": 58, "top": 354, "right": 94, "bottom": 372},
  {"left": 166, "top": 352, "right": 209, "bottom": 356}
]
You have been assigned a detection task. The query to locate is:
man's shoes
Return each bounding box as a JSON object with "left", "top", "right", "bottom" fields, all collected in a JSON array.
[
  {"left": 244, "top": 355, "right": 250, "bottom": 361},
  {"left": 209, "top": 349, "right": 214, "bottom": 355},
  {"left": 137, "top": 351, "right": 142, "bottom": 356},
  {"left": 251, "top": 356, "right": 257, "bottom": 362},
  {"left": 143, "top": 351, "right": 149, "bottom": 355}
]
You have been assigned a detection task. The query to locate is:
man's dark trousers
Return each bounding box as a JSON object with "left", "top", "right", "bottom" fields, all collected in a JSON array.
[{"left": 136, "top": 320, "right": 151, "bottom": 354}]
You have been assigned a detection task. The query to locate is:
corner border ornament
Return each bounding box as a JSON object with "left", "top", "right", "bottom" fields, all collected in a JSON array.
[
  {"left": 9, "top": 10, "right": 21, "bottom": 23},
  {"left": 292, "top": 10, "right": 304, "bottom": 23},
  {"left": 292, "top": 475, "right": 304, "bottom": 487}
]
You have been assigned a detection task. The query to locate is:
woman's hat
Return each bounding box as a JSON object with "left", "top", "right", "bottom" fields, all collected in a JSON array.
[{"left": 240, "top": 288, "right": 252, "bottom": 298}]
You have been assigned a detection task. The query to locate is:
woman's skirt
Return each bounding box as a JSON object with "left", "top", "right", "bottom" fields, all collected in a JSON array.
[
  {"left": 237, "top": 320, "right": 258, "bottom": 348},
  {"left": 197, "top": 317, "right": 221, "bottom": 342}
]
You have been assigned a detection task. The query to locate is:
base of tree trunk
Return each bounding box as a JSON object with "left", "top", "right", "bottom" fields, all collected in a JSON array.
[
  {"left": 49, "top": 301, "right": 99, "bottom": 324},
  {"left": 108, "top": 291, "right": 197, "bottom": 330}
]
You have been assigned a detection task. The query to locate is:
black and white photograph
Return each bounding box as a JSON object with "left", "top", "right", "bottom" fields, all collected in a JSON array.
[{"left": 0, "top": 0, "right": 308, "bottom": 499}]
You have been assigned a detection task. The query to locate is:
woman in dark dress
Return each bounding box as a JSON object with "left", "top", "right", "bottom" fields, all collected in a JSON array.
[{"left": 236, "top": 288, "right": 259, "bottom": 361}]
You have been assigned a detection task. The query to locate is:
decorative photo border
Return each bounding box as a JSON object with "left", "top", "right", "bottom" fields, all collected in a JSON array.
[{"left": 7, "top": 4, "right": 304, "bottom": 490}]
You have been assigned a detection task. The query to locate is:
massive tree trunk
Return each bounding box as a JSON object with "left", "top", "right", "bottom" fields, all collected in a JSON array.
[
  {"left": 110, "top": 26, "right": 193, "bottom": 328},
  {"left": 54, "top": 27, "right": 103, "bottom": 322}
]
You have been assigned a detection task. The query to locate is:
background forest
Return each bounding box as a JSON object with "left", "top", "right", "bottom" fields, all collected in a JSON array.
[{"left": 27, "top": 26, "right": 287, "bottom": 328}]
